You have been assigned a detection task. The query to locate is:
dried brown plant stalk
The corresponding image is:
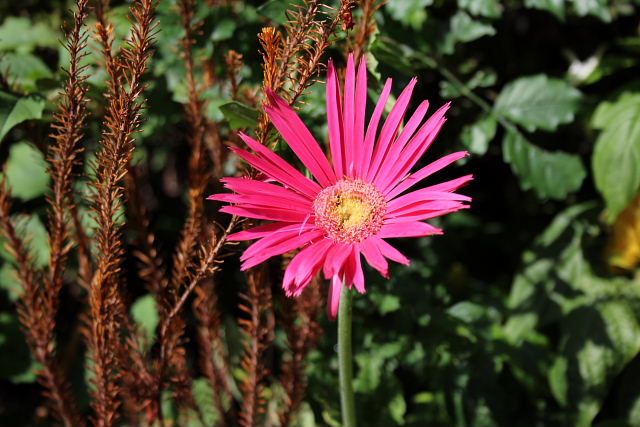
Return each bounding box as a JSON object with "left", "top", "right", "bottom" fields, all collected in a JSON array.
[
  {"left": 278, "top": 279, "right": 324, "bottom": 427},
  {"left": 87, "top": 0, "right": 158, "bottom": 425},
  {"left": 256, "top": 0, "right": 356, "bottom": 143},
  {"left": 349, "top": 0, "right": 384, "bottom": 64},
  {"left": 238, "top": 266, "right": 273, "bottom": 427},
  {"left": 0, "top": 183, "right": 82, "bottom": 427},
  {"left": 0, "top": 1, "right": 94, "bottom": 424}
]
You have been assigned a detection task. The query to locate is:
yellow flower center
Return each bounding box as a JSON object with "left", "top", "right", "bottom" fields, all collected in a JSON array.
[{"left": 314, "top": 179, "right": 387, "bottom": 243}]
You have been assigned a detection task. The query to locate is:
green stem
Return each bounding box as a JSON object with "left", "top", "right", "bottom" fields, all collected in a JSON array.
[{"left": 338, "top": 283, "right": 356, "bottom": 427}]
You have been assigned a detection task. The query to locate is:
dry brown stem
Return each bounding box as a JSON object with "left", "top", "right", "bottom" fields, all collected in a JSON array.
[{"left": 87, "top": 0, "right": 158, "bottom": 425}]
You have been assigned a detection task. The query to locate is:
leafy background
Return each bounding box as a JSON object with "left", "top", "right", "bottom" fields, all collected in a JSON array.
[{"left": 1, "top": 0, "right": 640, "bottom": 426}]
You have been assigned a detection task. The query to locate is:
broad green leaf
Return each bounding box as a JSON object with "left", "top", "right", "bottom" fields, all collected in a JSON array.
[
  {"left": 5, "top": 141, "right": 49, "bottom": 201},
  {"left": 572, "top": 0, "right": 611, "bottom": 22},
  {"left": 0, "top": 313, "right": 37, "bottom": 383},
  {"left": 494, "top": 74, "right": 582, "bottom": 131},
  {"left": 0, "top": 52, "right": 53, "bottom": 91},
  {"left": 502, "top": 131, "right": 586, "bottom": 199},
  {"left": 389, "top": 393, "right": 407, "bottom": 424},
  {"left": 0, "top": 17, "right": 59, "bottom": 53},
  {"left": 210, "top": 19, "right": 236, "bottom": 41},
  {"left": 219, "top": 101, "right": 260, "bottom": 129},
  {"left": 0, "top": 94, "right": 46, "bottom": 142},
  {"left": 131, "top": 294, "right": 159, "bottom": 343},
  {"left": 524, "top": 0, "right": 565, "bottom": 19},
  {"left": 461, "top": 115, "right": 497, "bottom": 155},
  {"left": 458, "top": 0, "right": 502, "bottom": 18},
  {"left": 386, "top": 0, "right": 433, "bottom": 30},
  {"left": 441, "top": 11, "right": 496, "bottom": 54},
  {"left": 0, "top": 213, "right": 50, "bottom": 268},
  {"left": 591, "top": 92, "right": 640, "bottom": 222},
  {"left": 257, "top": 0, "right": 304, "bottom": 24}
]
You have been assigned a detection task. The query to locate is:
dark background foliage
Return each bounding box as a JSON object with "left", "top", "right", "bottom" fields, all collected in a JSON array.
[{"left": 1, "top": 0, "right": 640, "bottom": 426}]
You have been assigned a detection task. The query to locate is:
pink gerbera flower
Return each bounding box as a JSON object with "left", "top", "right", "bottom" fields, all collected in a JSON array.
[{"left": 209, "top": 54, "right": 472, "bottom": 319}]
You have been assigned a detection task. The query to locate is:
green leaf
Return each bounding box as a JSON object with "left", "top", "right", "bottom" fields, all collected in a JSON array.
[
  {"left": 257, "top": 0, "right": 304, "bottom": 24},
  {"left": 0, "top": 52, "right": 53, "bottom": 91},
  {"left": 0, "top": 94, "right": 46, "bottom": 142},
  {"left": 0, "top": 313, "right": 37, "bottom": 383},
  {"left": 461, "top": 115, "right": 497, "bottom": 155},
  {"left": 219, "top": 101, "right": 259, "bottom": 129},
  {"left": 502, "top": 131, "right": 586, "bottom": 199},
  {"left": 494, "top": 74, "right": 582, "bottom": 132},
  {"left": 441, "top": 11, "right": 496, "bottom": 54},
  {"left": 131, "top": 294, "right": 159, "bottom": 343},
  {"left": 0, "top": 17, "right": 59, "bottom": 53},
  {"left": 385, "top": 0, "right": 434, "bottom": 30},
  {"left": 524, "top": 0, "right": 566, "bottom": 19},
  {"left": 5, "top": 141, "right": 49, "bottom": 201},
  {"left": 591, "top": 92, "right": 640, "bottom": 222},
  {"left": 210, "top": 19, "right": 236, "bottom": 41},
  {"left": 192, "top": 378, "right": 219, "bottom": 427},
  {"left": 389, "top": 393, "right": 407, "bottom": 424},
  {"left": 572, "top": 0, "right": 611, "bottom": 22},
  {"left": 0, "top": 213, "right": 50, "bottom": 269},
  {"left": 458, "top": 0, "right": 502, "bottom": 18}
]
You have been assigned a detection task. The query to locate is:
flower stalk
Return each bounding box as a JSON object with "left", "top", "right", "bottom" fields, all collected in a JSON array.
[{"left": 338, "top": 283, "right": 356, "bottom": 427}]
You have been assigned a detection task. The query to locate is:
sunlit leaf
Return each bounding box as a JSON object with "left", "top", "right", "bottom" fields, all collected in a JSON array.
[
  {"left": 592, "top": 92, "right": 640, "bottom": 222},
  {"left": 219, "top": 101, "right": 260, "bottom": 129},
  {"left": 502, "top": 130, "right": 586, "bottom": 199},
  {"left": 5, "top": 141, "right": 49, "bottom": 200},
  {"left": 494, "top": 74, "right": 582, "bottom": 131}
]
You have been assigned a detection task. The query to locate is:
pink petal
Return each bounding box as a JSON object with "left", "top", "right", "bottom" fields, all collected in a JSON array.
[
  {"left": 388, "top": 189, "right": 471, "bottom": 212},
  {"left": 372, "top": 100, "right": 429, "bottom": 186},
  {"left": 229, "top": 222, "right": 313, "bottom": 241},
  {"left": 220, "top": 205, "right": 309, "bottom": 223},
  {"left": 327, "top": 275, "right": 342, "bottom": 320},
  {"left": 353, "top": 56, "right": 367, "bottom": 177},
  {"left": 326, "top": 59, "right": 345, "bottom": 178},
  {"left": 342, "top": 54, "right": 357, "bottom": 177},
  {"left": 213, "top": 193, "right": 311, "bottom": 213},
  {"left": 387, "top": 202, "right": 469, "bottom": 222},
  {"left": 349, "top": 247, "right": 365, "bottom": 293},
  {"left": 216, "top": 177, "right": 313, "bottom": 203},
  {"left": 381, "top": 103, "right": 451, "bottom": 194},
  {"left": 283, "top": 238, "right": 332, "bottom": 297},
  {"left": 264, "top": 89, "right": 336, "bottom": 187},
  {"left": 386, "top": 151, "right": 470, "bottom": 199},
  {"left": 241, "top": 229, "right": 324, "bottom": 270},
  {"left": 360, "top": 78, "right": 392, "bottom": 178},
  {"left": 378, "top": 221, "right": 443, "bottom": 238},
  {"left": 323, "top": 242, "right": 351, "bottom": 279},
  {"left": 365, "top": 78, "right": 418, "bottom": 181},
  {"left": 231, "top": 142, "right": 320, "bottom": 199},
  {"left": 359, "top": 238, "right": 389, "bottom": 278},
  {"left": 369, "top": 236, "right": 410, "bottom": 265},
  {"left": 422, "top": 174, "right": 474, "bottom": 193}
]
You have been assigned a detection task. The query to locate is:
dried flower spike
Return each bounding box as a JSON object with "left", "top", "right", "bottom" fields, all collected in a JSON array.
[{"left": 210, "top": 54, "right": 472, "bottom": 319}]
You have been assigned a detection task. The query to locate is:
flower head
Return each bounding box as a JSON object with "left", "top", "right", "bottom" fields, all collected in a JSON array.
[{"left": 209, "top": 54, "right": 472, "bottom": 319}]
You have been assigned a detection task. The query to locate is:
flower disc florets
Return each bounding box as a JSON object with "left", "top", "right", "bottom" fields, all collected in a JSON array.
[{"left": 313, "top": 179, "right": 387, "bottom": 243}]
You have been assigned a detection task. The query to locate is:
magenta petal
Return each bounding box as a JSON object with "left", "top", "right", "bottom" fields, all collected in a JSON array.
[
  {"left": 264, "top": 89, "right": 336, "bottom": 187},
  {"left": 365, "top": 78, "right": 418, "bottom": 181},
  {"left": 350, "top": 247, "right": 366, "bottom": 293},
  {"left": 370, "top": 237, "right": 410, "bottom": 265},
  {"left": 327, "top": 275, "right": 342, "bottom": 320},
  {"left": 323, "top": 242, "right": 351, "bottom": 279},
  {"left": 229, "top": 222, "right": 312, "bottom": 241},
  {"left": 343, "top": 54, "right": 357, "bottom": 177},
  {"left": 283, "top": 239, "right": 331, "bottom": 297},
  {"left": 422, "top": 174, "right": 474, "bottom": 193},
  {"left": 388, "top": 189, "right": 471, "bottom": 212},
  {"left": 326, "top": 59, "right": 345, "bottom": 178},
  {"left": 213, "top": 193, "right": 311, "bottom": 213},
  {"left": 353, "top": 55, "right": 367, "bottom": 177},
  {"left": 241, "top": 229, "right": 324, "bottom": 270},
  {"left": 373, "top": 100, "right": 429, "bottom": 186},
  {"left": 378, "top": 221, "right": 443, "bottom": 238},
  {"left": 360, "top": 78, "right": 392, "bottom": 178},
  {"left": 218, "top": 177, "right": 313, "bottom": 203},
  {"left": 386, "top": 151, "right": 470, "bottom": 199},
  {"left": 359, "top": 238, "right": 389, "bottom": 278},
  {"left": 221, "top": 205, "right": 308, "bottom": 223}
]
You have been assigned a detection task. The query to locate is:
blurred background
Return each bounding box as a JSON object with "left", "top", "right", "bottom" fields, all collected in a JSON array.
[{"left": 0, "top": 0, "right": 639, "bottom": 426}]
